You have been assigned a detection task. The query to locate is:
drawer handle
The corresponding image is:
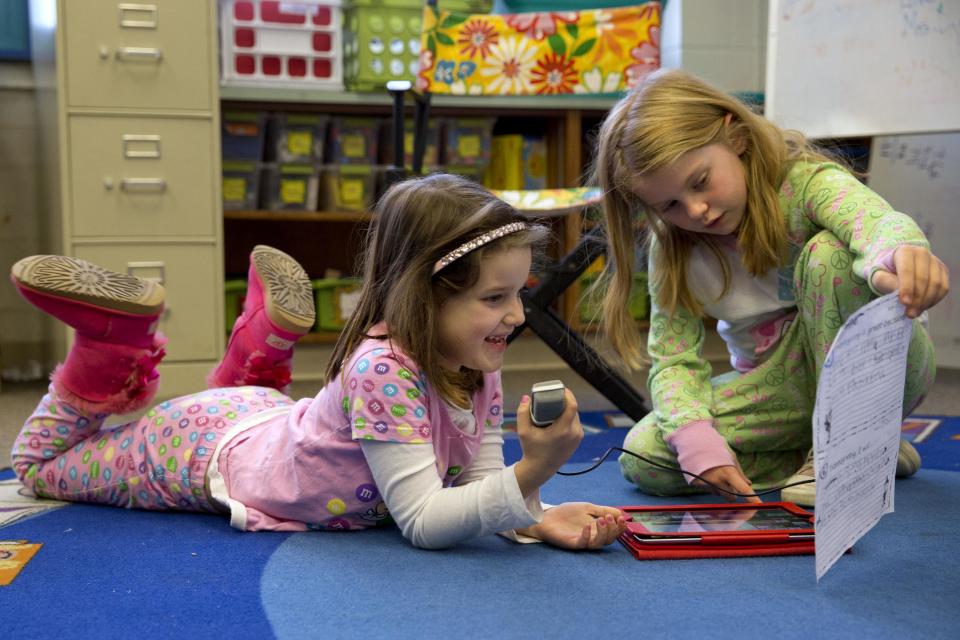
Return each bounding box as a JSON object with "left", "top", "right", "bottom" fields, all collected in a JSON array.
[
  {"left": 118, "top": 3, "right": 158, "bottom": 29},
  {"left": 126, "top": 261, "right": 165, "bottom": 284},
  {"left": 115, "top": 47, "right": 163, "bottom": 62},
  {"left": 120, "top": 177, "right": 167, "bottom": 192},
  {"left": 122, "top": 134, "right": 161, "bottom": 159},
  {"left": 126, "top": 261, "right": 169, "bottom": 318}
]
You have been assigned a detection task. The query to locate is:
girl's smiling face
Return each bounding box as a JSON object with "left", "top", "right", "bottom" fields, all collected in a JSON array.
[
  {"left": 631, "top": 141, "right": 748, "bottom": 236},
  {"left": 436, "top": 245, "right": 531, "bottom": 374}
]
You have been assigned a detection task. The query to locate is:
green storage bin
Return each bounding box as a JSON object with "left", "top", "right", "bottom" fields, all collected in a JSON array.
[
  {"left": 262, "top": 163, "right": 320, "bottom": 211},
  {"left": 313, "top": 278, "right": 363, "bottom": 330},
  {"left": 224, "top": 279, "right": 248, "bottom": 333},
  {"left": 578, "top": 272, "right": 649, "bottom": 324},
  {"left": 342, "top": 0, "right": 492, "bottom": 92},
  {"left": 319, "top": 164, "right": 378, "bottom": 212}
]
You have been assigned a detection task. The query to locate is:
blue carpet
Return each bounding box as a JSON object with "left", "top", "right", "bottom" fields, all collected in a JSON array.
[
  {"left": 503, "top": 412, "right": 960, "bottom": 470},
  {"left": 2, "top": 414, "right": 958, "bottom": 639}
]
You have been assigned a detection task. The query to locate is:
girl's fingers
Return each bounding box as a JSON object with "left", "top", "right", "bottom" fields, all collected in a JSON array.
[{"left": 578, "top": 522, "right": 593, "bottom": 548}]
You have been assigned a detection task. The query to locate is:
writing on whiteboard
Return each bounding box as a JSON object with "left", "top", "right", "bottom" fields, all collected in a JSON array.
[{"left": 900, "top": 0, "right": 960, "bottom": 42}]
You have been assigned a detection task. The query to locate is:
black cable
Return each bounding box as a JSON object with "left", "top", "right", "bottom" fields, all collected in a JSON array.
[{"left": 557, "top": 446, "right": 815, "bottom": 499}]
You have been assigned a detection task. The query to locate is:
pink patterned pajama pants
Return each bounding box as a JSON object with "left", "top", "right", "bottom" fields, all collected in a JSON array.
[{"left": 11, "top": 385, "right": 294, "bottom": 511}]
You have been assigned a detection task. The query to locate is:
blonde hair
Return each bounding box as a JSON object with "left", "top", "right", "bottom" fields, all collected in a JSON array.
[
  {"left": 324, "top": 173, "right": 549, "bottom": 405},
  {"left": 593, "top": 69, "right": 836, "bottom": 368}
]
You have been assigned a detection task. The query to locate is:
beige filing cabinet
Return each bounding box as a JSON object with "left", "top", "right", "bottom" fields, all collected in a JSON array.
[{"left": 29, "top": 0, "right": 224, "bottom": 398}]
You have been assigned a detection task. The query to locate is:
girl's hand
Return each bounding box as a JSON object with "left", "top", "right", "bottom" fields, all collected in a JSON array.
[
  {"left": 693, "top": 465, "right": 762, "bottom": 503},
  {"left": 871, "top": 246, "right": 950, "bottom": 319},
  {"left": 513, "top": 390, "right": 583, "bottom": 497},
  {"left": 522, "top": 502, "right": 628, "bottom": 550}
]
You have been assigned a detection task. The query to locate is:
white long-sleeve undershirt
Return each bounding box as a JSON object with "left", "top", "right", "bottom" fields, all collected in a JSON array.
[{"left": 359, "top": 421, "right": 544, "bottom": 549}]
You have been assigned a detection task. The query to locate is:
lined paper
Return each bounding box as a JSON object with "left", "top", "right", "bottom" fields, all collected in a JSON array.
[{"left": 813, "top": 293, "right": 913, "bottom": 581}]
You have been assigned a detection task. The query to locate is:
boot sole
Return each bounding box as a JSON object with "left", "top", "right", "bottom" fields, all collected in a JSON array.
[
  {"left": 11, "top": 255, "right": 165, "bottom": 315},
  {"left": 250, "top": 245, "right": 316, "bottom": 334}
]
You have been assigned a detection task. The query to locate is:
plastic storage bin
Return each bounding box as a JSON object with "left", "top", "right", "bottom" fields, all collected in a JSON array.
[
  {"left": 341, "top": 0, "right": 491, "bottom": 92},
  {"left": 222, "top": 160, "right": 262, "bottom": 210},
  {"left": 380, "top": 119, "right": 439, "bottom": 168},
  {"left": 221, "top": 111, "right": 267, "bottom": 160},
  {"left": 327, "top": 117, "right": 381, "bottom": 164},
  {"left": 266, "top": 113, "right": 328, "bottom": 162},
  {"left": 319, "top": 164, "right": 378, "bottom": 212},
  {"left": 224, "top": 279, "right": 248, "bottom": 333},
  {"left": 578, "top": 272, "right": 649, "bottom": 324},
  {"left": 261, "top": 163, "right": 320, "bottom": 210},
  {"left": 220, "top": 0, "right": 343, "bottom": 90},
  {"left": 313, "top": 278, "right": 362, "bottom": 330},
  {"left": 443, "top": 117, "right": 495, "bottom": 166}
]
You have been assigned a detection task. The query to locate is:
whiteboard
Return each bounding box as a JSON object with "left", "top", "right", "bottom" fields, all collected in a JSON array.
[
  {"left": 867, "top": 131, "right": 960, "bottom": 367},
  {"left": 766, "top": 0, "right": 960, "bottom": 138}
]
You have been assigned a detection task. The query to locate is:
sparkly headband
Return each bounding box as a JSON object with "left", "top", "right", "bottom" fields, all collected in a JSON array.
[{"left": 431, "top": 222, "right": 528, "bottom": 275}]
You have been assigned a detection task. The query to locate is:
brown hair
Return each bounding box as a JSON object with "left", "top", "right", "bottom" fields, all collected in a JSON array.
[
  {"left": 324, "top": 173, "right": 549, "bottom": 404},
  {"left": 593, "top": 69, "right": 837, "bottom": 368}
]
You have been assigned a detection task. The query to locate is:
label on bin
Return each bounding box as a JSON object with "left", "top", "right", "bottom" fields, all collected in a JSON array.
[
  {"left": 222, "top": 177, "right": 248, "bottom": 203},
  {"left": 339, "top": 289, "right": 362, "bottom": 321},
  {"left": 341, "top": 179, "right": 364, "bottom": 206},
  {"left": 287, "top": 132, "right": 313, "bottom": 158},
  {"left": 225, "top": 122, "right": 260, "bottom": 136},
  {"left": 281, "top": 179, "right": 307, "bottom": 204},
  {"left": 458, "top": 134, "right": 480, "bottom": 159},
  {"left": 342, "top": 134, "right": 366, "bottom": 158}
]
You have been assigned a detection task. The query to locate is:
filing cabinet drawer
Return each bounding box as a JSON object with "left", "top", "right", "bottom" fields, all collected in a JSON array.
[
  {"left": 73, "top": 243, "right": 221, "bottom": 362},
  {"left": 62, "top": 0, "right": 214, "bottom": 110},
  {"left": 69, "top": 115, "right": 217, "bottom": 237}
]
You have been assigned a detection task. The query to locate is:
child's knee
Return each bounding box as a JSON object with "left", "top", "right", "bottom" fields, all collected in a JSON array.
[
  {"left": 10, "top": 455, "right": 39, "bottom": 493},
  {"left": 903, "top": 319, "right": 936, "bottom": 415},
  {"left": 794, "top": 230, "right": 871, "bottom": 314},
  {"left": 618, "top": 419, "right": 688, "bottom": 495}
]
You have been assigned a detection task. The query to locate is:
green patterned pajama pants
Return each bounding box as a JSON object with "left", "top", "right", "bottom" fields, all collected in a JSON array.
[{"left": 619, "top": 231, "right": 936, "bottom": 496}]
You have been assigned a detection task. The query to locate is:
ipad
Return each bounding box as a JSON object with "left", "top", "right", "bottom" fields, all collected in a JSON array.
[{"left": 624, "top": 502, "right": 814, "bottom": 540}]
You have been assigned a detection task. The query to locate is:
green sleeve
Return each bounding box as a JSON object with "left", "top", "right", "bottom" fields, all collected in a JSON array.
[
  {"left": 645, "top": 238, "right": 715, "bottom": 438},
  {"left": 786, "top": 162, "right": 929, "bottom": 291}
]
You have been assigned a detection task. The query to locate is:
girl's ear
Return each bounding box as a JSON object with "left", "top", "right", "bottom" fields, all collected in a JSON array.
[{"left": 724, "top": 112, "right": 748, "bottom": 155}]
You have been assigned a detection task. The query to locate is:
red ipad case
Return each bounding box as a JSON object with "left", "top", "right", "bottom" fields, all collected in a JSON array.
[{"left": 618, "top": 502, "right": 816, "bottom": 561}]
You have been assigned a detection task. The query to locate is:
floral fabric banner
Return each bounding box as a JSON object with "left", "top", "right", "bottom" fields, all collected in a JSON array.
[
  {"left": 491, "top": 187, "right": 603, "bottom": 214},
  {"left": 417, "top": 3, "right": 660, "bottom": 96}
]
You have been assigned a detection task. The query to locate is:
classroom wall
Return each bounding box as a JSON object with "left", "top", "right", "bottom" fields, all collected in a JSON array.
[
  {"left": 660, "top": 0, "right": 767, "bottom": 94},
  {"left": 0, "top": 61, "right": 50, "bottom": 382}
]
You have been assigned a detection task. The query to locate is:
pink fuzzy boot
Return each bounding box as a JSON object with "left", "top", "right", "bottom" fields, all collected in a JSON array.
[
  {"left": 11, "top": 254, "right": 167, "bottom": 414},
  {"left": 207, "top": 245, "right": 315, "bottom": 391}
]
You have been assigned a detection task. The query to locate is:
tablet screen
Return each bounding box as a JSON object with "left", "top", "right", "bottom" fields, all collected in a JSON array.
[{"left": 630, "top": 506, "right": 812, "bottom": 533}]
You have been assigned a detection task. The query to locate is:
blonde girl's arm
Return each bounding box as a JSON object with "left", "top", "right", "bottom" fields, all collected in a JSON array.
[
  {"left": 646, "top": 240, "right": 737, "bottom": 479},
  {"left": 792, "top": 162, "right": 946, "bottom": 315}
]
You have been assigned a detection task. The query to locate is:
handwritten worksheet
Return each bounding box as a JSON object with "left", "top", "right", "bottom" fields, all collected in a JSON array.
[{"left": 813, "top": 293, "right": 913, "bottom": 581}]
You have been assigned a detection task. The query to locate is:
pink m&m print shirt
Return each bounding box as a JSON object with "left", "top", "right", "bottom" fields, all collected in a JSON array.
[{"left": 211, "top": 327, "right": 518, "bottom": 542}]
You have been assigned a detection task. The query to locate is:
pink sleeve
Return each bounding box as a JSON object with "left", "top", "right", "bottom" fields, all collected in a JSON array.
[
  {"left": 665, "top": 420, "right": 736, "bottom": 484},
  {"left": 344, "top": 349, "right": 434, "bottom": 443}
]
